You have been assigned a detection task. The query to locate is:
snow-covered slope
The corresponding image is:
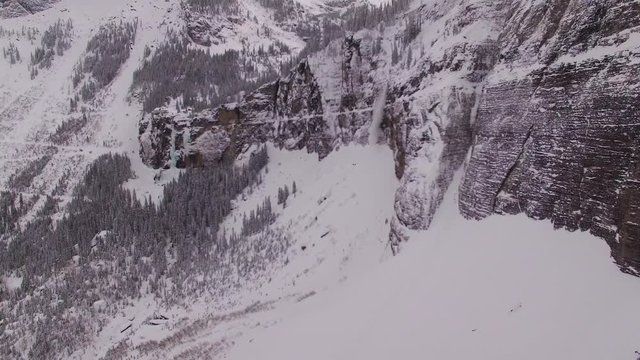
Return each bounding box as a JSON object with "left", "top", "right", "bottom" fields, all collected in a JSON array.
[
  {"left": 85, "top": 147, "right": 640, "bottom": 359},
  {"left": 227, "top": 174, "right": 640, "bottom": 360},
  {"left": 0, "top": 0, "right": 333, "bottom": 215},
  {"left": 80, "top": 143, "right": 398, "bottom": 359}
]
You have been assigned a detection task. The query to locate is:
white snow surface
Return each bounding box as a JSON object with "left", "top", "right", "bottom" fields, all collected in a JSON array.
[
  {"left": 226, "top": 171, "right": 640, "bottom": 360},
  {"left": 223, "top": 144, "right": 398, "bottom": 293}
]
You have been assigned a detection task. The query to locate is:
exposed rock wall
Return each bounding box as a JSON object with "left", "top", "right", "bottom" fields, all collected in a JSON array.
[
  {"left": 384, "top": 1, "right": 504, "bottom": 251},
  {"left": 460, "top": 0, "right": 640, "bottom": 274},
  {"left": 139, "top": 60, "right": 329, "bottom": 169},
  {"left": 139, "top": 107, "right": 231, "bottom": 169}
]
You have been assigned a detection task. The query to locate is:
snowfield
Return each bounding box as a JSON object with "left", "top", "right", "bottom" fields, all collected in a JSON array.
[{"left": 226, "top": 171, "right": 640, "bottom": 360}]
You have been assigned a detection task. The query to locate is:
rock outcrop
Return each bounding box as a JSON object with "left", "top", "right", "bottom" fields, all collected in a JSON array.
[
  {"left": 0, "top": 0, "right": 57, "bottom": 18},
  {"left": 139, "top": 60, "right": 327, "bottom": 169},
  {"left": 139, "top": 107, "right": 231, "bottom": 168},
  {"left": 139, "top": 35, "right": 381, "bottom": 169}
]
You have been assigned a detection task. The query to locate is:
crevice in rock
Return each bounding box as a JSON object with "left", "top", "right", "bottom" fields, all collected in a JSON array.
[{"left": 492, "top": 124, "right": 533, "bottom": 212}]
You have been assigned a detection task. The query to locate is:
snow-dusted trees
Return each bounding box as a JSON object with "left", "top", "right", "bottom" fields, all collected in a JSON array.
[
  {"left": 403, "top": 13, "right": 422, "bottom": 44},
  {"left": 278, "top": 0, "right": 412, "bottom": 78},
  {"left": 257, "top": 0, "right": 303, "bottom": 22},
  {"left": 7, "top": 151, "right": 56, "bottom": 192},
  {"left": 132, "top": 32, "right": 274, "bottom": 112},
  {"left": 0, "top": 191, "right": 36, "bottom": 234},
  {"left": 343, "top": 0, "right": 411, "bottom": 32},
  {"left": 241, "top": 197, "right": 275, "bottom": 236},
  {"left": 0, "top": 25, "right": 38, "bottom": 40},
  {"left": 274, "top": 181, "right": 298, "bottom": 208},
  {"left": 277, "top": 185, "right": 290, "bottom": 207},
  {"left": 72, "top": 20, "right": 138, "bottom": 103},
  {"left": 135, "top": 0, "right": 410, "bottom": 116},
  {"left": 1, "top": 146, "right": 267, "bottom": 274},
  {"left": 48, "top": 114, "right": 88, "bottom": 144},
  {"left": 0, "top": 147, "right": 271, "bottom": 359},
  {"left": 29, "top": 19, "right": 73, "bottom": 70},
  {"left": 2, "top": 42, "right": 20, "bottom": 65}
]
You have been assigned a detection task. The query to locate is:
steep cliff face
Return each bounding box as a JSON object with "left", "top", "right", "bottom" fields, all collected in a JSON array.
[
  {"left": 382, "top": 1, "right": 504, "bottom": 250},
  {"left": 138, "top": 60, "right": 325, "bottom": 169},
  {"left": 139, "top": 107, "right": 231, "bottom": 168},
  {"left": 460, "top": 0, "right": 640, "bottom": 274},
  {"left": 140, "top": 0, "right": 640, "bottom": 274}
]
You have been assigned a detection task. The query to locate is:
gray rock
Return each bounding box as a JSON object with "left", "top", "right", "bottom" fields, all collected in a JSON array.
[
  {"left": 461, "top": 0, "right": 640, "bottom": 274},
  {"left": 0, "top": 0, "right": 58, "bottom": 18}
]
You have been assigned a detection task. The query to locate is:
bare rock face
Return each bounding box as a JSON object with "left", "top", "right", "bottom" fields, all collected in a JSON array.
[
  {"left": 139, "top": 35, "right": 380, "bottom": 168},
  {"left": 138, "top": 60, "right": 326, "bottom": 169},
  {"left": 356, "top": 0, "right": 640, "bottom": 274},
  {"left": 186, "top": 16, "right": 213, "bottom": 47},
  {"left": 1, "top": 0, "right": 31, "bottom": 17},
  {"left": 139, "top": 107, "right": 230, "bottom": 169},
  {"left": 182, "top": 3, "right": 243, "bottom": 48},
  {"left": 460, "top": 0, "right": 640, "bottom": 274},
  {"left": 383, "top": 1, "right": 504, "bottom": 251}
]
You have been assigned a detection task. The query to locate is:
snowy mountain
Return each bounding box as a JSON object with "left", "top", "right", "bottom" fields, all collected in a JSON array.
[{"left": 1, "top": 0, "right": 640, "bottom": 359}]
